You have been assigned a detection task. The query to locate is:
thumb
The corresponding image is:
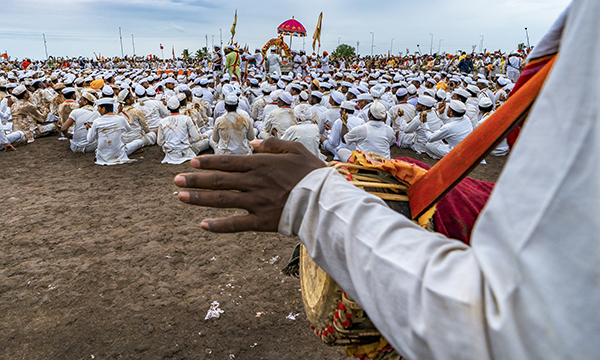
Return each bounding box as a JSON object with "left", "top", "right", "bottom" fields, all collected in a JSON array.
[{"left": 254, "top": 137, "right": 303, "bottom": 155}]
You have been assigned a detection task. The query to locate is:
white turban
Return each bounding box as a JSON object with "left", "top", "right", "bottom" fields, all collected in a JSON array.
[
  {"left": 278, "top": 91, "right": 293, "bottom": 105},
  {"left": 294, "top": 104, "right": 314, "bottom": 122}
]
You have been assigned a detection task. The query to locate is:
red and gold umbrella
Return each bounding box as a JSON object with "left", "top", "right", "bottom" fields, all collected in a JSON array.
[{"left": 277, "top": 16, "right": 307, "bottom": 37}]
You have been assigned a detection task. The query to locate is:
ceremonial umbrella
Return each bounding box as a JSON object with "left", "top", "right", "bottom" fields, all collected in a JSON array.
[{"left": 277, "top": 16, "right": 306, "bottom": 49}]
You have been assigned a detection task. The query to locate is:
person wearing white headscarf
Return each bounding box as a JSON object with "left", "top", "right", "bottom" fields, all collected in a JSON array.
[
  {"left": 340, "top": 100, "right": 395, "bottom": 160},
  {"left": 281, "top": 104, "right": 326, "bottom": 161}
]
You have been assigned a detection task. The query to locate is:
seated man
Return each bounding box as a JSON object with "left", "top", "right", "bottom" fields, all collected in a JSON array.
[
  {"left": 61, "top": 92, "right": 99, "bottom": 153},
  {"left": 10, "top": 84, "right": 56, "bottom": 142},
  {"left": 340, "top": 100, "right": 395, "bottom": 161},
  {"left": 425, "top": 100, "right": 474, "bottom": 159},
  {"left": 0, "top": 126, "right": 25, "bottom": 151},
  {"left": 117, "top": 89, "right": 157, "bottom": 155},
  {"left": 320, "top": 100, "right": 364, "bottom": 160},
  {"left": 282, "top": 104, "right": 326, "bottom": 161},
  {"left": 86, "top": 98, "right": 134, "bottom": 165},
  {"left": 260, "top": 91, "right": 297, "bottom": 139},
  {"left": 211, "top": 94, "right": 255, "bottom": 155},
  {"left": 157, "top": 95, "right": 204, "bottom": 164}
]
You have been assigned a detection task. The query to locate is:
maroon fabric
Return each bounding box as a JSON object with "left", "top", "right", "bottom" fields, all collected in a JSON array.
[{"left": 395, "top": 157, "right": 495, "bottom": 245}]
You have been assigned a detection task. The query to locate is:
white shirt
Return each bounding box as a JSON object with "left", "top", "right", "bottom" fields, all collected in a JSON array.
[
  {"left": 344, "top": 120, "right": 395, "bottom": 159},
  {"left": 157, "top": 114, "right": 200, "bottom": 164},
  {"left": 69, "top": 105, "right": 100, "bottom": 149},
  {"left": 87, "top": 114, "right": 133, "bottom": 165},
  {"left": 281, "top": 121, "right": 326, "bottom": 161},
  {"left": 426, "top": 115, "right": 473, "bottom": 149},
  {"left": 134, "top": 98, "right": 169, "bottom": 130},
  {"left": 212, "top": 111, "right": 255, "bottom": 155}
]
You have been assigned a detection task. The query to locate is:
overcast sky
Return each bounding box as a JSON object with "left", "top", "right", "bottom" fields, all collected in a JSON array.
[{"left": 1, "top": 0, "right": 571, "bottom": 60}]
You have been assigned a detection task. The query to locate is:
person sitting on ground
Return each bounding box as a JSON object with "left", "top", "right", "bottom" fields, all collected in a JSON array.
[
  {"left": 86, "top": 97, "right": 134, "bottom": 165},
  {"left": 157, "top": 95, "right": 203, "bottom": 164},
  {"left": 117, "top": 89, "right": 157, "bottom": 156},
  {"left": 211, "top": 94, "right": 255, "bottom": 155},
  {"left": 339, "top": 99, "right": 395, "bottom": 161},
  {"left": 260, "top": 91, "right": 297, "bottom": 139},
  {"left": 61, "top": 91, "right": 99, "bottom": 153},
  {"left": 282, "top": 103, "right": 326, "bottom": 161}
]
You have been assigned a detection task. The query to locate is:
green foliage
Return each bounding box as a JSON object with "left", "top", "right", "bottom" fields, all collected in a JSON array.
[
  {"left": 517, "top": 42, "right": 527, "bottom": 51},
  {"left": 195, "top": 47, "right": 209, "bottom": 59},
  {"left": 182, "top": 49, "right": 190, "bottom": 59},
  {"left": 333, "top": 44, "right": 356, "bottom": 58}
]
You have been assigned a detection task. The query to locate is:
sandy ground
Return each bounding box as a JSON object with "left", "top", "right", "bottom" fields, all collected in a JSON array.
[{"left": 0, "top": 137, "right": 507, "bottom": 359}]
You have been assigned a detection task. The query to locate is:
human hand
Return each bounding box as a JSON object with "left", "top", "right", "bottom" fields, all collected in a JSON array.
[
  {"left": 174, "top": 138, "right": 326, "bottom": 233},
  {"left": 3, "top": 143, "right": 16, "bottom": 151}
]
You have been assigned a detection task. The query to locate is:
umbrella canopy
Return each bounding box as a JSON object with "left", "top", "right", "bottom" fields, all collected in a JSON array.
[{"left": 277, "top": 17, "right": 307, "bottom": 37}]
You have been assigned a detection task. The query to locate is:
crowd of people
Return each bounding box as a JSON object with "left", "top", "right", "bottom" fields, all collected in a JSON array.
[{"left": 0, "top": 46, "right": 526, "bottom": 165}]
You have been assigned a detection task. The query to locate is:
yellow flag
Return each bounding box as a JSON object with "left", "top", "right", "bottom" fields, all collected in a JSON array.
[
  {"left": 312, "top": 12, "right": 323, "bottom": 52},
  {"left": 230, "top": 9, "right": 237, "bottom": 43}
]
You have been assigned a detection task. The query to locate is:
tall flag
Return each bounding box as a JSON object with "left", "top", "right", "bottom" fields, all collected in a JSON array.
[
  {"left": 0, "top": 53, "right": 8, "bottom": 61},
  {"left": 172, "top": 45, "right": 175, "bottom": 60},
  {"left": 230, "top": 9, "right": 237, "bottom": 44},
  {"left": 160, "top": 44, "right": 164, "bottom": 50},
  {"left": 312, "top": 12, "right": 323, "bottom": 52}
]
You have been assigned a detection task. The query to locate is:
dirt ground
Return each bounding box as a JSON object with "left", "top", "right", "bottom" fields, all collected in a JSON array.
[{"left": 0, "top": 137, "right": 507, "bottom": 360}]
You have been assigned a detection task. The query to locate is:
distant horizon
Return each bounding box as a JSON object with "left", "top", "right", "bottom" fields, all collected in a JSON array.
[{"left": 1, "top": 0, "right": 570, "bottom": 60}]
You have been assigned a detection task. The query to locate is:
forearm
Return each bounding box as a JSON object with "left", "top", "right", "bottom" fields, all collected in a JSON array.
[{"left": 278, "top": 168, "right": 489, "bottom": 359}]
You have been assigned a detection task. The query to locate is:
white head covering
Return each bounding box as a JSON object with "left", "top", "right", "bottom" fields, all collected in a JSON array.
[
  {"left": 12, "top": 84, "right": 26, "bottom": 96},
  {"left": 294, "top": 103, "right": 314, "bottom": 122},
  {"left": 341, "top": 101, "right": 357, "bottom": 111},
  {"left": 478, "top": 97, "right": 493, "bottom": 108},
  {"left": 102, "top": 85, "right": 114, "bottom": 96},
  {"left": 135, "top": 84, "right": 146, "bottom": 97},
  {"left": 117, "top": 89, "right": 129, "bottom": 103},
  {"left": 417, "top": 95, "right": 436, "bottom": 108},
  {"left": 449, "top": 99, "right": 467, "bottom": 114},
  {"left": 167, "top": 96, "right": 180, "bottom": 110},
  {"left": 330, "top": 91, "right": 345, "bottom": 104},
  {"left": 396, "top": 88, "right": 408, "bottom": 97},
  {"left": 369, "top": 100, "right": 387, "bottom": 120},
  {"left": 224, "top": 93, "right": 239, "bottom": 105},
  {"left": 278, "top": 91, "right": 293, "bottom": 105}
]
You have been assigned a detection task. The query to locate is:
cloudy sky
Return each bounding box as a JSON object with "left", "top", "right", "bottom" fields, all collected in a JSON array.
[{"left": 2, "top": 0, "right": 571, "bottom": 60}]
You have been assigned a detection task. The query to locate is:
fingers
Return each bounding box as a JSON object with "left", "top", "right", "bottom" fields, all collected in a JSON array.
[
  {"left": 179, "top": 189, "right": 252, "bottom": 209},
  {"left": 200, "top": 214, "right": 263, "bottom": 233},
  {"left": 254, "top": 137, "right": 305, "bottom": 155},
  {"left": 190, "top": 154, "right": 253, "bottom": 172},
  {"left": 175, "top": 171, "right": 252, "bottom": 191}
]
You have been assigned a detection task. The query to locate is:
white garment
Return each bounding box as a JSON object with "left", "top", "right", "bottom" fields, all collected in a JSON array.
[
  {"left": 322, "top": 115, "right": 364, "bottom": 159},
  {"left": 260, "top": 107, "right": 297, "bottom": 139},
  {"left": 267, "top": 54, "right": 282, "bottom": 76},
  {"left": 281, "top": 121, "right": 326, "bottom": 161},
  {"left": 87, "top": 114, "right": 134, "bottom": 165},
  {"left": 69, "top": 106, "right": 100, "bottom": 152},
  {"left": 0, "top": 130, "right": 24, "bottom": 150},
  {"left": 279, "top": 3, "right": 600, "bottom": 359},
  {"left": 157, "top": 114, "right": 200, "bottom": 164},
  {"left": 211, "top": 112, "right": 255, "bottom": 155},
  {"left": 134, "top": 98, "right": 170, "bottom": 130},
  {"left": 344, "top": 120, "right": 395, "bottom": 159},
  {"left": 425, "top": 115, "right": 473, "bottom": 158}
]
